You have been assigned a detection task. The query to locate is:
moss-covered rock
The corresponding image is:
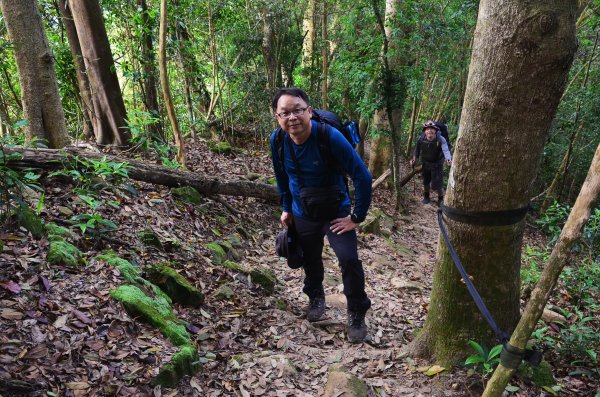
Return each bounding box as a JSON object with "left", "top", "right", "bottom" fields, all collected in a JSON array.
[
  {"left": 111, "top": 284, "right": 190, "bottom": 346},
  {"left": 517, "top": 360, "right": 555, "bottom": 387},
  {"left": 45, "top": 223, "right": 73, "bottom": 239},
  {"left": 171, "top": 186, "right": 202, "bottom": 205},
  {"left": 360, "top": 216, "right": 380, "bottom": 235},
  {"left": 153, "top": 345, "right": 199, "bottom": 387},
  {"left": 219, "top": 240, "right": 243, "bottom": 261},
  {"left": 16, "top": 205, "right": 45, "bottom": 238},
  {"left": 227, "top": 234, "right": 243, "bottom": 249},
  {"left": 213, "top": 284, "right": 235, "bottom": 300},
  {"left": 250, "top": 267, "right": 277, "bottom": 294},
  {"left": 222, "top": 260, "right": 245, "bottom": 272},
  {"left": 139, "top": 229, "right": 164, "bottom": 251},
  {"left": 147, "top": 264, "right": 204, "bottom": 307},
  {"left": 95, "top": 251, "right": 143, "bottom": 284},
  {"left": 324, "top": 367, "right": 368, "bottom": 397},
  {"left": 207, "top": 242, "right": 226, "bottom": 264},
  {"left": 208, "top": 141, "right": 232, "bottom": 155},
  {"left": 47, "top": 238, "right": 84, "bottom": 266}
]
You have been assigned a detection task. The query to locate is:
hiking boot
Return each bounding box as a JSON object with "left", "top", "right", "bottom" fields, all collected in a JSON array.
[
  {"left": 347, "top": 310, "right": 368, "bottom": 343},
  {"left": 437, "top": 196, "right": 444, "bottom": 207},
  {"left": 307, "top": 296, "right": 326, "bottom": 322},
  {"left": 422, "top": 192, "right": 430, "bottom": 205}
]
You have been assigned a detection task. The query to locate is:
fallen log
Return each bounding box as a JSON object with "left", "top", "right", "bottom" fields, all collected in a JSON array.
[
  {"left": 3, "top": 147, "right": 279, "bottom": 202},
  {"left": 371, "top": 166, "right": 422, "bottom": 191}
]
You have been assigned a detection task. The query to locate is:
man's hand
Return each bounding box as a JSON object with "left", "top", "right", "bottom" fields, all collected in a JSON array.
[
  {"left": 280, "top": 211, "right": 293, "bottom": 227},
  {"left": 410, "top": 157, "right": 416, "bottom": 166},
  {"left": 446, "top": 159, "right": 452, "bottom": 167},
  {"left": 330, "top": 215, "right": 358, "bottom": 234}
]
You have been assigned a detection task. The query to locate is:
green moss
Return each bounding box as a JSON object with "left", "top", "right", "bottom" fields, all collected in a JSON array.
[
  {"left": 207, "top": 242, "right": 226, "bottom": 264},
  {"left": 171, "top": 186, "right": 202, "bottom": 205},
  {"left": 208, "top": 141, "right": 232, "bottom": 155},
  {"left": 16, "top": 205, "right": 45, "bottom": 238},
  {"left": 45, "top": 223, "right": 73, "bottom": 239},
  {"left": 147, "top": 264, "right": 204, "bottom": 307},
  {"left": 227, "top": 234, "right": 243, "bottom": 248},
  {"left": 139, "top": 229, "right": 164, "bottom": 251},
  {"left": 222, "top": 260, "right": 244, "bottom": 272},
  {"left": 250, "top": 267, "right": 277, "bottom": 294},
  {"left": 154, "top": 345, "right": 199, "bottom": 387},
  {"left": 346, "top": 373, "right": 368, "bottom": 396},
  {"left": 517, "top": 360, "right": 555, "bottom": 387},
  {"left": 216, "top": 215, "right": 228, "bottom": 225},
  {"left": 96, "top": 251, "right": 142, "bottom": 282},
  {"left": 213, "top": 284, "right": 235, "bottom": 300},
  {"left": 273, "top": 298, "right": 287, "bottom": 310},
  {"left": 111, "top": 285, "right": 190, "bottom": 346},
  {"left": 267, "top": 177, "right": 277, "bottom": 186},
  {"left": 47, "top": 238, "right": 84, "bottom": 266}
]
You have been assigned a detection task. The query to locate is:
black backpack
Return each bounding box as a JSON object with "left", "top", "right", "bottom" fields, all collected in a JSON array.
[
  {"left": 274, "top": 109, "right": 361, "bottom": 175},
  {"left": 434, "top": 121, "right": 451, "bottom": 151}
]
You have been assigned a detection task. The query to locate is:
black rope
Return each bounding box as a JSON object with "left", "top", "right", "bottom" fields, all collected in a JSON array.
[
  {"left": 437, "top": 208, "right": 542, "bottom": 367},
  {"left": 441, "top": 203, "right": 530, "bottom": 226}
]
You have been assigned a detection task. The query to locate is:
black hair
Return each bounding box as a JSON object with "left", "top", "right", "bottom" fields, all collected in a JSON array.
[{"left": 271, "top": 87, "right": 311, "bottom": 112}]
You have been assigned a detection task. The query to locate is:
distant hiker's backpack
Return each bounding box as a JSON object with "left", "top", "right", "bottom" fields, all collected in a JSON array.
[
  {"left": 274, "top": 109, "right": 361, "bottom": 175},
  {"left": 434, "top": 121, "right": 451, "bottom": 151}
]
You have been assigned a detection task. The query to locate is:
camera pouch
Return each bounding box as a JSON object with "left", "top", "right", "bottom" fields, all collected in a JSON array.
[{"left": 299, "top": 185, "right": 343, "bottom": 221}]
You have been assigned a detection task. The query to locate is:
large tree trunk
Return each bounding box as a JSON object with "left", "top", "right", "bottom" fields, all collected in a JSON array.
[
  {"left": 69, "top": 0, "right": 130, "bottom": 147},
  {"left": 4, "top": 147, "right": 278, "bottom": 202},
  {"left": 409, "top": 0, "right": 577, "bottom": 363},
  {"left": 261, "top": 6, "right": 277, "bottom": 92},
  {"left": 138, "top": 0, "right": 164, "bottom": 140},
  {"left": 0, "top": 0, "right": 69, "bottom": 148},
  {"left": 159, "top": 0, "right": 186, "bottom": 167},
  {"left": 301, "top": 0, "right": 317, "bottom": 92},
  {"left": 57, "top": 0, "right": 94, "bottom": 140}
]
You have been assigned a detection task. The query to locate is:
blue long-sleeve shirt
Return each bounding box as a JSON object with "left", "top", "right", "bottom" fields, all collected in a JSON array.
[{"left": 270, "top": 120, "right": 372, "bottom": 222}]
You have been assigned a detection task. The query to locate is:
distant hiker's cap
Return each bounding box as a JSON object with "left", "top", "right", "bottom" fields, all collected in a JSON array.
[
  {"left": 422, "top": 121, "right": 439, "bottom": 131},
  {"left": 275, "top": 225, "right": 304, "bottom": 269}
]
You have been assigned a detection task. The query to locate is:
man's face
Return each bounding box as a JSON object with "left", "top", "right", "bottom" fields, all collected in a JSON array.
[
  {"left": 424, "top": 128, "right": 437, "bottom": 141},
  {"left": 275, "top": 95, "right": 313, "bottom": 139}
]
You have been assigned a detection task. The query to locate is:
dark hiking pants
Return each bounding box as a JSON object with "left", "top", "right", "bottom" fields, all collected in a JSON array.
[
  {"left": 294, "top": 215, "right": 371, "bottom": 314},
  {"left": 422, "top": 161, "right": 444, "bottom": 193}
]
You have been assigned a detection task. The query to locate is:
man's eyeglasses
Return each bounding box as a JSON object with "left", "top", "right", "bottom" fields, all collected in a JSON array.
[{"left": 275, "top": 107, "right": 308, "bottom": 119}]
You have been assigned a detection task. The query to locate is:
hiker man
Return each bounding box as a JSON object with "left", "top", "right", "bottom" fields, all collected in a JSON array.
[
  {"left": 410, "top": 120, "right": 452, "bottom": 205},
  {"left": 270, "top": 87, "right": 373, "bottom": 343}
]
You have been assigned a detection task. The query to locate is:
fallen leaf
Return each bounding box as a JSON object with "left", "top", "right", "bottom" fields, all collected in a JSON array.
[
  {"left": 0, "top": 308, "right": 23, "bottom": 320},
  {"left": 0, "top": 280, "right": 21, "bottom": 294},
  {"left": 24, "top": 344, "right": 48, "bottom": 359},
  {"left": 65, "top": 382, "right": 90, "bottom": 390},
  {"left": 424, "top": 365, "right": 446, "bottom": 376},
  {"left": 73, "top": 310, "right": 92, "bottom": 324},
  {"left": 53, "top": 314, "right": 68, "bottom": 328}
]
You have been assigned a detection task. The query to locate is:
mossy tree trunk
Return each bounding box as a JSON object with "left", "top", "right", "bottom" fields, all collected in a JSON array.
[
  {"left": 409, "top": 0, "right": 578, "bottom": 363},
  {"left": 0, "top": 0, "right": 69, "bottom": 148}
]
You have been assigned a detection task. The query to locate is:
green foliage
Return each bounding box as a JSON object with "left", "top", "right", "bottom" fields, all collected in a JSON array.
[
  {"left": 520, "top": 245, "right": 549, "bottom": 288},
  {"left": 537, "top": 201, "right": 571, "bottom": 244},
  {"left": 465, "top": 340, "right": 502, "bottom": 377},
  {"left": 49, "top": 155, "right": 129, "bottom": 194},
  {"left": 0, "top": 135, "right": 45, "bottom": 227}
]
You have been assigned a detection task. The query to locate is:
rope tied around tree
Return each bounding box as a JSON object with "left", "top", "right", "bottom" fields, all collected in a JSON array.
[{"left": 436, "top": 207, "right": 542, "bottom": 368}]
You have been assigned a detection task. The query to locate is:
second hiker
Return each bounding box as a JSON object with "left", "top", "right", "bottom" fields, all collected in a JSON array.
[
  {"left": 410, "top": 120, "right": 452, "bottom": 206},
  {"left": 270, "top": 87, "right": 373, "bottom": 343}
]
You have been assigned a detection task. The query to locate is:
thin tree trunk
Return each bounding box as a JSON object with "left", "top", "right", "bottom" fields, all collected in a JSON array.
[
  {"left": 57, "top": 0, "right": 94, "bottom": 140},
  {"left": 69, "top": 0, "right": 130, "bottom": 147},
  {"left": 301, "top": 0, "right": 317, "bottom": 92},
  {"left": 405, "top": 96, "right": 418, "bottom": 157},
  {"left": 159, "top": 0, "right": 186, "bottom": 167},
  {"left": 321, "top": 1, "right": 328, "bottom": 110},
  {"left": 482, "top": 143, "right": 600, "bottom": 396},
  {"left": 175, "top": 20, "right": 198, "bottom": 141},
  {"left": 138, "top": 0, "right": 164, "bottom": 139},
  {"left": 0, "top": 0, "right": 69, "bottom": 148},
  {"left": 409, "top": 0, "right": 577, "bottom": 362}
]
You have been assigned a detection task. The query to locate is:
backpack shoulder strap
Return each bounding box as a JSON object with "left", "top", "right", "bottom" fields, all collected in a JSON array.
[
  {"left": 274, "top": 127, "right": 286, "bottom": 172},
  {"left": 316, "top": 122, "right": 334, "bottom": 168}
]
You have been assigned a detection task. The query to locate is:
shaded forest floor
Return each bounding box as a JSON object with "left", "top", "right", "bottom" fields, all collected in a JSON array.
[{"left": 0, "top": 140, "right": 597, "bottom": 396}]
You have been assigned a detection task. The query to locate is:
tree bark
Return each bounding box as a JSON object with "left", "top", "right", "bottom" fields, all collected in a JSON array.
[
  {"left": 409, "top": 0, "right": 577, "bottom": 363},
  {"left": 482, "top": 143, "right": 600, "bottom": 396},
  {"left": 4, "top": 147, "right": 278, "bottom": 202},
  {"left": 69, "top": 0, "right": 130, "bottom": 147},
  {"left": 159, "top": 0, "right": 186, "bottom": 167},
  {"left": 301, "top": 0, "right": 317, "bottom": 92},
  {"left": 261, "top": 6, "right": 277, "bottom": 92},
  {"left": 57, "top": 0, "right": 94, "bottom": 140},
  {"left": 0, "top": 0, "right": 69, "bottom": 148}
]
